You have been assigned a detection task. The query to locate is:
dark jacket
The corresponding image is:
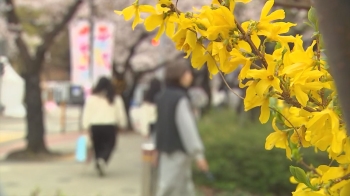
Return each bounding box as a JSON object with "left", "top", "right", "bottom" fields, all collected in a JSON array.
[{"left": 155, "top": 86, "right": 187, "bottom": 154}]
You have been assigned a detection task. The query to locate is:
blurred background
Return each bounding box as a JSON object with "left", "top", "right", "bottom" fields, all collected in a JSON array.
[{"left": 0, "top": 0, "right": 328, "bottom": 196}]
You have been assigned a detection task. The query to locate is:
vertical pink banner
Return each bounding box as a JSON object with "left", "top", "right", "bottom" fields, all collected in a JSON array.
[
  {"left": 69, "top": 20, "right": 114, "bottom": 87},
  {"left": 92, "top": 21, "right": 115, "bottom": 84},
  {"left": 69, "top": 20, "right": 90, "bottom": 87}
]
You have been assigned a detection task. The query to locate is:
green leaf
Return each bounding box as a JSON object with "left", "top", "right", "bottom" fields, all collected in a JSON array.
[
  {"left": 304, "top": 21, "right": 315, "bottom": 29},
  {"left": 289, "top": 166, "right": 317, "bottom": 190},
  {"left": 308, "top": 7, "right": 318, "bottom": 31}
]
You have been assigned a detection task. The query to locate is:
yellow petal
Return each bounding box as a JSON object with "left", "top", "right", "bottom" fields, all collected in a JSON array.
[
  {"left": 184, "top": 30, "right": 196, "bottom": 50},
  {"left": 221, "top": 60, "right": 240, "bottom": 74},
  {"left": 238, "top": 60, "right": 252, "bottom": 79},
  {"left": 212, "top": 42, "right": 224, "bottom": 56},
  {"left": 271, "top": 77, "right": 282, "bottom": 92},
  {"left": 265, "top": 132, "right": 280, "bottom": 150},
  {"left": 165, "top": 20, "right": 176, "bottom": 38},
  {"left": 264, "top": 10, "right": 285, "bottom": 22},
  {"left": 237, "top": 41, "right": 251, "bottom": 53},
  {"left": 286, "top": 142, "right": 292, "bottom": 160},
  {"left": 331, "top": 129, "right": 346, "bottom": 154},
  {"left": 116, "top": 5, "right": 136, "bottom": 21},
  {"left": 144, "top": 14, "right": 163, "bottom": 31},
  {"left": 246, "top": 69, "right": 267, "bottom": 79},
  {"left": 206, "top": 54, "right": 219, "bottom": 78},
  {"left": 294, "top": 85, "right": 308, "bottom": 107},
  {"left": 251, "top": 33, "right": 261, "bottom": 49},
  {"left": 218, "top": 6, "right": 235, "bottom": 27},
  {"left": 139, "top": 5, "right": 156, "bottom": 13},
  {"left": 322, "top": 167, "right": 344, "bottom": 182},
  {"left": 191, "top": 43, "right": 207, "bottom": 69},
  {"left": 241, "top": 21, "right": 250, "bottom": 31},
  {"left": 244, "top": 82, "right": 265, "bottom": 110},
  {"left": 259, "top": 98, "right": 270, "bottom": 123},
  {"left": 154, "top": 23, "right": 165, "bottom": 41},
  {"left": 277, "top": 22, "right": 297, "bottom": 34},
  {"left": 132, "top": 10, "right": 143, "bottom": 30},
  {"left": 236, "top": 0, "right": 251, "bottom": 3},
  {"left": 260, "top": 0, "right": 274, "bottom": 21},
  {"left": 339, "top": 181, "right": 350, "bottom": 196},
  {"left": 256, "top": 79, "right": 270, "bottom": 97},
  {"left": 290, "top": 176, "right": 298, "bottom": 184}
]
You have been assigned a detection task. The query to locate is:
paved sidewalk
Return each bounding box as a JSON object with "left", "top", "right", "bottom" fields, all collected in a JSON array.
[{"left": 0, "top": 132, "right": 146, "bottom": 196}]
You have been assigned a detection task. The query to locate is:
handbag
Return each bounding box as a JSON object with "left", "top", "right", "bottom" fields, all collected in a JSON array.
[{"left": 75, "top": 134, "right": 92, "bottom": 163}]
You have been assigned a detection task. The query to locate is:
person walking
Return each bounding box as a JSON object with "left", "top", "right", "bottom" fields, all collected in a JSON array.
[
  {"left": 154, "top": 59, "right": 209, "bottom": 196},
  {"left": 139, "top": 78, "right": 162, "bottom": 138},
  {"left": 82, "top": 77, "right": 127, "bottom": 176}
]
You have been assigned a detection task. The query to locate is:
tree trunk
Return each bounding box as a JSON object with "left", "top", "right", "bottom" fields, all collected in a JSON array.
[
  {"left": 122, "top": 73, "right": 142, "bottom": 130},
  {"left": 24, "top": 72, "right": 47, "bottom": 153},
  {"left": 314, "top": 0, "right": 350, "bottom": 135}
]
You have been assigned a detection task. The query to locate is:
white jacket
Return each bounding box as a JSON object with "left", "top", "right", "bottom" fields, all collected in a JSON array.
[
  {"left": 82, "top": 95, "right": 127, "bottom": 130},
  {"left": 135, "top": 102, "right": 157, "bottom": 136}
]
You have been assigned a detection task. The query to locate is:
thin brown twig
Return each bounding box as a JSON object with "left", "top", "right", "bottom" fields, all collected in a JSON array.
[
  {"left": 219, "top": 70, "right": 244, "bottom": 100},
  {"left": 309, "top": 95, "right": 323, "bottom": 108},
  {"left": 299, "top": 159, "right": 321, "bottom": 177},
  {"left": 328, "top": 159, "right": 335, "bottom": 167},
  {"left": 269, "top": 107, "right": 303, "bottom": 147},
  {"left": 200, "top": 44, "right": 244, "bottom": 100},
  {"left": 170, "top": 1, "right": 181, "bottom": 15},
  {"left": 234, "top": 19, "right": 269, "bottom": 69},
  {"left": 320, "top": 89, "right": 327, "bottom": 107},
  {"left": 276, "top": 92, "right": 320, "bottom": 112},
  {"left": 333, "top": 173, "right": 350, "bottom": 184}
]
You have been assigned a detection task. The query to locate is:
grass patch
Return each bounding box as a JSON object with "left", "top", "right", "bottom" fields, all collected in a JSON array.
[{"left": 194, "top": 109, "right": 329, "bottom": 196}]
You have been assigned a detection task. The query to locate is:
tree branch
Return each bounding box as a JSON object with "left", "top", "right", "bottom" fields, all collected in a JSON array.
[
  {"left": 124, "top": 32, "right": 152, "bottom": 74},
  {"left": 235, "top": 20, "right": 267, "bottom": 69},
  {"left": 4, "top": 0, "right": 32, "bottom": 69},
  {"left": 137, "top": 53, "right": 184, "bottom": 75},
  {"left": 35, "top": 0, "right": 83, "bottom": 70},
  {"left": 273, "top": 0, "right": 311, "bottom": 10}
]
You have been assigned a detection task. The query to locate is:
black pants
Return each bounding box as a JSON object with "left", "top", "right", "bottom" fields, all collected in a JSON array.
[{"left": 90, "top": 125, "right": 117, "bottom": 163}]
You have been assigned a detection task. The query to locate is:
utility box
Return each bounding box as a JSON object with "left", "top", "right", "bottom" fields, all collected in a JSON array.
[
  {"left": 69, "top": 85, "right": 85, "bottom": 105},
  {"left": 52, "top": 83, "right": 85, "bottom": 105}
]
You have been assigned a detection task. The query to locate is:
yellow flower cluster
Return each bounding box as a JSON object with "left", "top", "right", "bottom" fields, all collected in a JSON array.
[{"left": 116, "top": 0, "right": 350, "bottom": 195}]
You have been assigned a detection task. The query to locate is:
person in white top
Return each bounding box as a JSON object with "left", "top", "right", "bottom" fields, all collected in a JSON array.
[
  {"left": 138, "top": 78, "right": 162, "bottom": 138},
  {"left": 82, "top": 77, "right": 127, "bottom": 176}
]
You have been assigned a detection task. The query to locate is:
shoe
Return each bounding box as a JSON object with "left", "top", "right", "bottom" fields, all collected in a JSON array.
[{"left": 96, "top": 158, "right": 106, "bottom": 177}]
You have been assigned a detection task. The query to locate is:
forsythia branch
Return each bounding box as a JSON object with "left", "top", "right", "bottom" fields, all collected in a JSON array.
[
  {"left": 235, "top": 20, "right": 268, "bottom": 69},
  {"left": 299, "top": 159, "right": 321, "bottom": 177}
]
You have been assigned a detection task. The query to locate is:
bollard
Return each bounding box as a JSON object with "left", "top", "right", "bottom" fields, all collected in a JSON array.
[
  {"left": 60, "top": 101, "right": 66, "bottom": 133},
  {"left": 141, "top": 142, "right": 157, "bottom": 196}
]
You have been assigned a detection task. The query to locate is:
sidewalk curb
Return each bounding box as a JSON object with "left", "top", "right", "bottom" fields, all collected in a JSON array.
[{"left": 0, "top": 132, "right": 82, "bottom": 159}]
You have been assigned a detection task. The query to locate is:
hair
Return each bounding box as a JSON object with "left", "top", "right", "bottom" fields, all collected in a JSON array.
[
  {"left": 144, "top": 78, "right": 162, "bottom": 103},
  {"left": 92, "top": 77, "right": 115, "bottom": 104},
  {"left": 165, "top": 58, "right": 191, "bottom": 87}
]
